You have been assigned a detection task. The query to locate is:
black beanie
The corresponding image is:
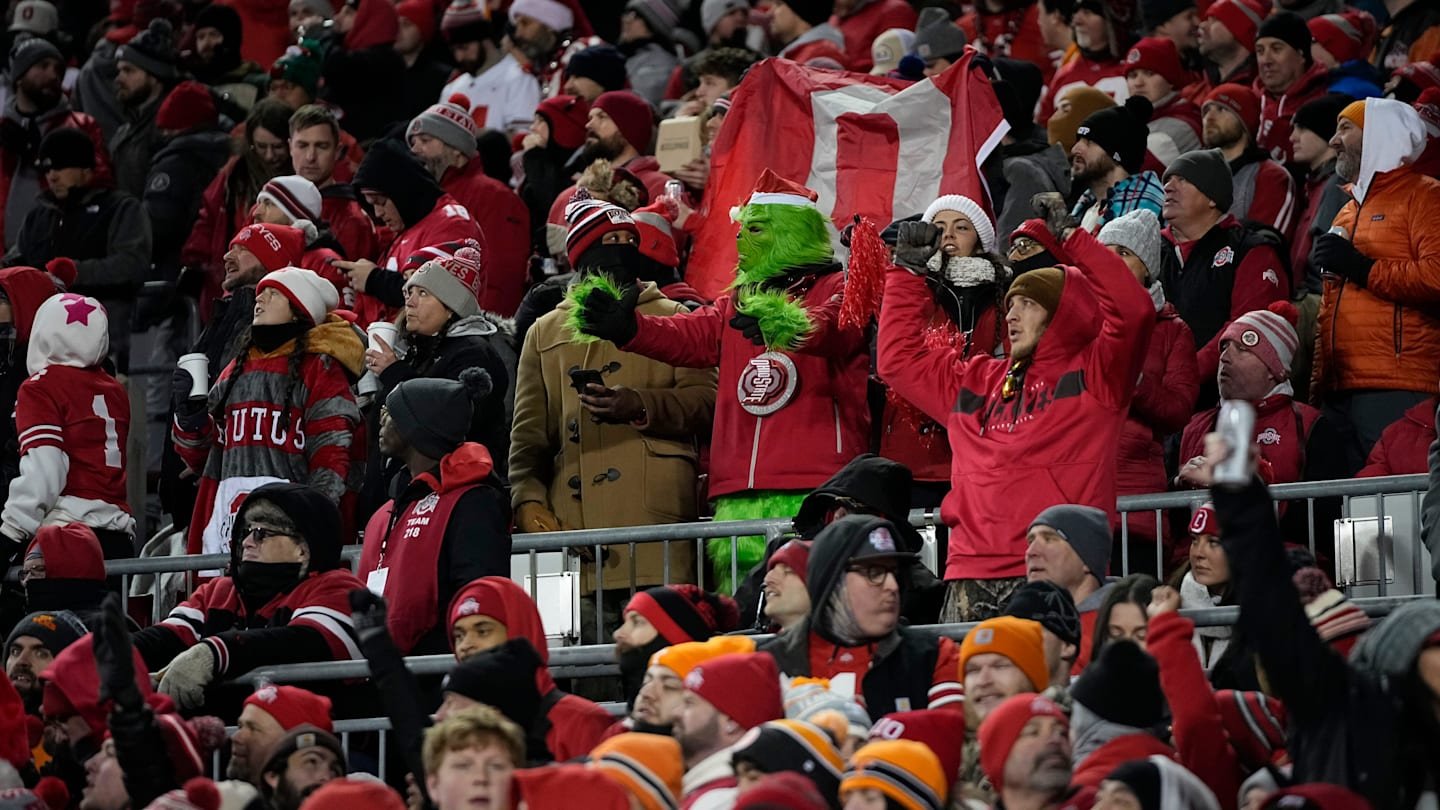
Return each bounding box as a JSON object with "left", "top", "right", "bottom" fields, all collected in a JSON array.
[
  {"left": 194, "top": 4, "right": 243, "bottom": 50},
  {"left": 1070, "top": 639, "right": 1166, "bottom": 728},
  {"left": 1076, "top": 95, "right": 1153, "bottom": 173},
  {"left": 779, "top": 0, "right": 834, "bottom": 27},
  {"left": 4, "top": 610, "right": 87, "bottom": 655},
  {"left": 993, "top": 58, "right": 1045, "bottom": 137},
  {"left": 1257, "top": 11, "right": 1313, "bottom": 64},
  {"left": 1162, "top": 147, "right": 1234, "bottom": 210},
  {"left": 1105, "top": 760, "right": 1162, "bottom": 810},
  {"left": 115, "top": 18, "right": 179, "bottom": 80},
  {"left": 1002, "top": 580, "right": 1082, "bottom": 647},
  {"left": 384, "top": 371, "right": 491, "bottom": 460},
  {"left": 442, "top": 638, "right": 544, "bottom": 727},
  {"left": 231, "top": 482, "right": 343, "bottom": 572},
  {"left": 1140, "top": 0, "right": 1195, "bottom": 32},
  {"left": 564, "top": 45, "right": 627, "bottom": 92},
  {"left": 38, "top": 127, "right": 96, "bottom": 171},
  {"left": 353, "top": 138, "right": 445, "bottom": 229},
  {"left": 1291, "top": 92, "right": 1351, "bottom": 143}
]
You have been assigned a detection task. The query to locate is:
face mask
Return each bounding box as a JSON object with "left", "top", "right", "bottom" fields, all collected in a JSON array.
[
  {"left": 1011, "top": 250, "right": 1059, "bottom": 275},
  {"left": 577, "top": 243, "right": 642, "bottom": 285},
  {"left": 251, "top": 321, "right": 309, "bottom": 353},
  {"left": 26, "top": 578, "right": 105, "bottom": 613},
  {"left": 235, "top": 561, "right": 303, "bottom": 605}
]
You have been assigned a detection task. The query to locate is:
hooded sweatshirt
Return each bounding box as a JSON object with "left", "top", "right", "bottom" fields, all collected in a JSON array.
[
  {"left": 24, "top": 524, "right": 106, "bottom": 615},
  {"left": 1, "top": 294, "right": 133, "bottom": 547},
  {"left": 0, "top": 265, "right": 62, "bottom": 483},
  {"left": 174, "top": 316, "right": 363, "bottom": 557},
  {"left": 445, "top": 577, "right": 616, "bottom": 760},
  {"left": 877, "top": 225, "right": 1154, "bottom": 580}
]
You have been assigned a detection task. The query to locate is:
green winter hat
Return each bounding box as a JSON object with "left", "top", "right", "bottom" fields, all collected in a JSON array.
[{"left": 271, "top": 41, "right": 322, "bottom": 99}]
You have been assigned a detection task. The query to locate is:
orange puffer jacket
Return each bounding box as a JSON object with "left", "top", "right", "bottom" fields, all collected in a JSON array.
[{"left": 1313, "top": 167, "right": 1440, "bottom": 397}]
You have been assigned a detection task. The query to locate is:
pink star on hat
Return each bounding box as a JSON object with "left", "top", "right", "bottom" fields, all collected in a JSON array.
[{"left": 61, "top": 294, "right": 96, "bottom": 325}]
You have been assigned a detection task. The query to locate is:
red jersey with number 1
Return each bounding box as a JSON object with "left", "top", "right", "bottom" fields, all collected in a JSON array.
[{"left": 15, "top": 364, "right": 130, "bottom": 511}]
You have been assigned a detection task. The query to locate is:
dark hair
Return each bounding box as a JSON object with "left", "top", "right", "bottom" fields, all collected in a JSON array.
[
  {"left": 247, "top": 97, "right": 295, "bottom": 144},
  {"left": 1039, "top": 0, "right": 1076, "bottom": 23},
  {"left": 289, "top": 103, "right": 340, "bottom": 140},
  {"left": 1091, "top": 573, "right": 1159, "bottom": 663},
  {"left": 690, "top": 47, "right": 760, "bottom": 85}
]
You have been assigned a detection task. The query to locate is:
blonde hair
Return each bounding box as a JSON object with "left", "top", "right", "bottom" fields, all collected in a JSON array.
[{"left": 422, "top": 705, "right": 525, "bottom": 775}]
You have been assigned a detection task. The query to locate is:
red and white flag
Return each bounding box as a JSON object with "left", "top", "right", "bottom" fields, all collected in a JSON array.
[{"left": 685, "top": 53, "right": 1009, "bottom": 299}]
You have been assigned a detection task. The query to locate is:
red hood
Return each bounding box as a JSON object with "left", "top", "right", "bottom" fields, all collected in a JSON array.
[
  {"left": 513, "top": 765, "right": 629, "bottom": 810},
  {"left": 1403, "top": 396, "right": 1439, "bottom": 427},
  {"left": 416, "top": 443, "right": 495, "bottom": 495},
  {"left": 0, "top": 266, "right": 59, "bottom": 343},
  {"left": 344, "top": 0, "right": 398, "bottom": 49},
  {"left": 41, "top": 635, "right": 154, "bottom": 742},
  {"left": 447, "top": 577, "right": 555, "bottom": 693},
  {"left": 27, "top": 524, "right": 105, "bottom": 582},
  {"left": 1072, "top": 734, "right": 1176, "bottom": 787}
]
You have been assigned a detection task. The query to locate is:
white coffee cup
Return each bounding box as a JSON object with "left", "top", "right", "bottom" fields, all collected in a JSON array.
[
  {"left": 177, "top": 353, "right": 209, "bottom": 399},
  {"left": 367, "top": 321, "right": 399, "bottom": 352}
]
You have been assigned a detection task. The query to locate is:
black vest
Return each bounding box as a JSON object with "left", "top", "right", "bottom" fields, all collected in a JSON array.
[{"left": 1160, "top": 221, "right": 1284, "bottom": 348}]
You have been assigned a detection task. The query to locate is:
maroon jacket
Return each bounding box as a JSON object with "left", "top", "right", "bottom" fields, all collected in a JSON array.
[
  {"left": 1255, "top": 62, "right": 1332, "bottom": 164},
  {"left": 1358, "top": 396, "right": 1437, "bottom": 477},
  {"left": 181, "top": 156, "right": 248, "bottom": 318},
  {"left": 1115, "top": 304, "right": 1199, "bottom": 527},
  {"left": 877, "top": 226, "right": 1154, "bottom": 580},
  {"left": 440, "top": 159, "right": 531, "bottom": 317}
]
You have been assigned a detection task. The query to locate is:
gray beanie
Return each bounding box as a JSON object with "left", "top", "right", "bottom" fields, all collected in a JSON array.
[
  {"left": 407, "top": 96, "right": 480, "bottom": 159},
  {"left": 1029, "top": 504, "right": 1112, "bottom": 587},
  {"left": 1098, "top": 209, "right": 1164, "bottom": 279},
  {"left": 1348, "top": 599, "right": 1440, "bottom": 677},
  {"left": 8, "top": 35, "right": 60, "bottom": 85},
  {"left": 702, "top": 0, "right": 749, "bottom": 34},
  {"left": 115, "top": 18, "right": 178, "bottom": 81},
  {"left": 914, "top": 7, "right": 967, "bottom": 62},
  {"left": 1162, "top": 148, "right": 1234, "bottom": 211},
  {"left": 385, "top": 372, "right": 493, "bottom": 460},
  {"left": 289, "top": 0, "right": 334, "bottom": 20}
]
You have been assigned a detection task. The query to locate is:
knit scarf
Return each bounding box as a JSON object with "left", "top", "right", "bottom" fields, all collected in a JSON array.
[{"left": 1180, "top": 571, "right": 1230, "bottom": 667}]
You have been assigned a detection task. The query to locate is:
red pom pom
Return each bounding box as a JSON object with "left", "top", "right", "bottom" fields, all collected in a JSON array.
[
  {"left": 1418, "top": 87, "right": 1440, "bottom": 108},
  {"left": 34, "top": 776, "right": 69, "bottom": 810},
  {"left": 448, "top": 93, "right": 472, "bottom": 110},
  {"left": 45, "top": 257, "right": 76, "bottom": 288},
  {"left": 1265, "top": 300, "right": 1299, "bottom": 327},
  {"left": 184, "top": 777, "right": 221, "bottom": 810},
  {"left": 839, "top": 216, "right": 888, "bottom": 329}
]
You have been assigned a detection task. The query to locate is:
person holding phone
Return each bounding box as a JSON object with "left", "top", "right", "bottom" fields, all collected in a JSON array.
[{"left": 509, "top": 193, "right": 716, "bottom": 639}]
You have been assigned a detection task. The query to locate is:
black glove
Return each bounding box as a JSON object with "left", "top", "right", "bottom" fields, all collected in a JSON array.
[
  {"left": 894, "top": 221, "right": 941, "bottom": 274},
  {"left": 728, "top": 312, "right": 766, "bottom": 346},
  {"left": 348, "top": 587, "right": 390, "bottom": 647},
  {"left": 94, "top": 593, "right": 143, "bottom": 712},
  {"left": 577, "top": 283, "right": 641, "bottom": 346},
  {"left": 171, "top": 368, "right": 207, "bottom": 414},
  {"left": 1032, "top": 192, "right": 1078, "bottom": 239},
  {"left": 1311, "top": 233, "right": 1373, "bottom": 287}
]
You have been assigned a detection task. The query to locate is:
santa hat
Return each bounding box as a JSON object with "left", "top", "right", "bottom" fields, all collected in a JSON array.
[
  {"left": 507, "top": 0, "right": 573, "bottom": 31},
  {"left": 242, "top": 685, "right": 334, "bottom": 733},
  {"left": 841, "top": 740, "right": 947, "bottom": 810},
  {"left": 868, "top": 710, "right": 966, "bottom": 796},
  {"left": 256, "top": 266, "right": 339, "bottom": 324},
  {"left": 257, "top": 175, "right": 323, "bottom": 224},
  {"left": 408, "top": 94, "right": 480, "bottom": 158},
  {"left": 405, "top": 242, "right": 486, "bottom": 317},
  {"left": 731, "top": 720, "right": 844, "bottom": 801},
  {"left": 624, "top": 585, "right": 739, "bottom": 645},
  {"left": 977, "top": 693, "right": 1068, "bottom": 789},
  {"left": 921, "top": 194, "right": 996, "bottom": 253},
  {"left": 230, "top": 224, "right": 306, "bottom": 273},
  {"left": 155, "top": 80, "right": 216, "bottom": 132},
  {"left": 683, "top": 652, "right": 782, "bottom": 730},
  {"left": 565, "top": 189, "right": 638, "bottom": 267},
  {"left": 744, "top": 168, "right": 819, "bottom": 208},
  {"left": 590, "top": 733, "right": 683, "bottom": 810},
  {"left": 1189, "top": 502, "right": 1219, "bottom": 536},
  {"left": 1213, "top": 690, "right": 1287, "bottom": 770},
  {"left": 1219, "top": 301, "right": 1299, "bottom": 382},
  {"left": 632, "top": 199, "right": 680, "bottom": 268},
  {"left": 648, "top": 635, "right": 756, "bottom": 680}
]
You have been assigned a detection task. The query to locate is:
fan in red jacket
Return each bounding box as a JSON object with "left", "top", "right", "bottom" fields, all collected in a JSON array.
[
  {"left": 131, "top": 483, "right": 368, "bottom": 710},
  {"left": 959, "top": 2, "right": 1059, "bottom": 84},
  {"left": 834, "top": 0, "right": 918, "bottom": 72},
  {"left": 338, "top": 139, "right": 487, "bottom": 326},
  {"left": 1251, "top": 12, "right": 1332, "bottom": 165},
  {"left": 1037, "top": 0, "right": 1136, "bottom": 123},
  {"left": 445, "top": 577, "right": 615, "bottom": 761},
  {"left": 877, "top": 195, "right": 1154, "bottom": 620},
  {"left": 1358, "top": 396, "right": 1437, "bottom": 477},
  {"left": 406, "top": 95, "right": 532, "bottom": 317}
]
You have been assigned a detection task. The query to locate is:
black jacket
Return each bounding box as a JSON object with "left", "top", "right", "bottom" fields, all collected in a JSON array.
[
  {"left": 1214, "top": 478, "right": 1440, "bottom": 809},
  {"left": 322, "top": 45, "right": 407, "bottom": 142},
  {"left": 144, "top": 128, "right": 232, "bottom": 283}
]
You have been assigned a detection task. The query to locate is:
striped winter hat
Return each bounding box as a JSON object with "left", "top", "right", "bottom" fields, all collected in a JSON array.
[
  {"left": 731, "top": 720, "right": 845, "bottom": 802},
  {"left": 840, "top": 740, "right": 947, "bottom": 810},
  {"left": 565, "top": 188, "right": 638, "bottom": 266},
  {"left": 632, "top": 199, "right": 679, "bottom": 268},
  {"left": 590, "top": 733, "right": 683, "bottom": 810},
  {"left": 1294, "top": 567, "right": 1371, "bottom": 655},
  {"left": 407, "top": 93, "right": 480, "bottom": 158},
  {"left": 257, "top": 175, "right": 323, "bottom": 223},
  {"left": 1214, "top": 690, "right": 1288, "bottom": 769},
  {"left": 1219, "top": 301, "right": 1299, "bottom": 381}
]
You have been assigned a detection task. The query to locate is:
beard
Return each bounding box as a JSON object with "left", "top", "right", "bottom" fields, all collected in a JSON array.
[
  {"left": 676, "top": 713, "right": 722, "bottom": 762},
  {"left": 1072, "top": 153, "right": 1115, "bottom": 186},
  {"left": 273, "top": 775, "right": 326, "bottom": 810},
  {"left": 18, "top": 77, "right": 61, "bottom": 110},
  {"left": 1336, "top": 148, "right": 1360, "bottom": 182},
  {"left": 579, "top": 132, "right": 627, "bottom": 163}
]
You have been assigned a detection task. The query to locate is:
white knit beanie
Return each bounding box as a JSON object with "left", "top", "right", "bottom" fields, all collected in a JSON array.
[
  {"left": 257, "top": 175, "right": 323, "bottom": 224},
  {"left": 508, "top": 0, "right": 573, "bottom": 31},
  {"left": 1097, "top": 209, "right": 1164, "bottom": 280},
  {"left": 921, "top": 194, "right": 996, "bottom": 254},
  {"left": 257, "top": 266, "right": 339, "bottom": 325}
]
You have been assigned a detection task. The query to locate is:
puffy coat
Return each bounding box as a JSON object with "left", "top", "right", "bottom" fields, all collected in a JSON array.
[
  {"left": 145, "top": 129, "right": 232, "bottom": 285},
  {"left": 878, "top": 226, "right": 1154, "bottom": 580},
  {"left": 1357, "top": 396, "right": 1436, "bottom": 477},
  {"left": 1313, "top": 166, "right": 1440, "bottom": 396},
  {"left": 439, "top": 159, "right": 531, "bottom": 317},
  {"left": 0, "top": 99, "right": 113, "bottom": 251},
  {"left": 1115, "top": 304, "right": 1199, "bottom": 509},
  {"left": 1254, "top": 62, "right": 1331, "bottom": 164},
  {"left": 624, "top": 267, "right": 870, "bottom": 499},
  {"left": 108, "top": 93, "right": 162, "bottom": 198},
  {"left": 510, "top": 283, "right": 713, "bottom": 591}
]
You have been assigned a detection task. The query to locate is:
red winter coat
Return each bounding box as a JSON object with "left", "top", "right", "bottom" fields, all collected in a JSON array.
[
  {"left": 217, "top": 0, "right": 291, "bottom": 69},
  {"left": 321, "top": 191, "right": 379, "bottom": 262},
  {"left": 1039, "top": 54, "right": 1129, "bottom": 124},
  {"left": 298, "top": 245, "right": 350, "bottom": 308},
  {"left": 960, "top": 4, "right": 1057, "bottom": 83},
  {"left": 878, "top": 227, "right": 1155, "bottom": 580},
  {"left": 1358, "top": 396, "right": 1437, "bottom": 477},
  {"left": 1231, "top": 149, "right": 1297, "bottom": 240},
  {"left": 1180, "top": 394, "right": 1322, "bottom": 486},
  {"left": 1115, "top": 305, "right": 1199, "bottom": 538},
  {"left": 1255, "top": 63, "right": 1331, "bottom": 165},
  {"left": 1072, "top": 734, "right": 1178, "bottom": 788},
  {"left": 354, "top": 193, "right": 486, "bottom": 325},
  {"left": 624, "top": 269, "right": 870, "bottom": 498},
  {"left": 440, "top": 159, "right": 531, "bottom": 316},
  {"left": 834, "top": 0, "right": 918, "bottom": 72},
  {"left": 0, "top": 106, "right": 112, "bottom": 251}
]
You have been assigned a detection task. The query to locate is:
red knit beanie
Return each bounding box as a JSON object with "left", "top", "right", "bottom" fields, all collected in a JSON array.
[
  {"left": 536, "top": 94, "right": 592, "bottom": 151},
  {"left": 766, "top": 540, "right": 812, "bottom": 581},
  {"left": 1213, "top": 690, "right": 1287, "bottom": 769},
  {"left": 395, "top": 0, "right": 436, "bottom": 42},
  {"left": 868, "top": 710, "right": 966, "bottom": 795},
  {"left": 734, "top": 772, "right": 829, "bottom": 810},
  {"left": 593, "top": 91, "right": 655, "bottom": 152},
  {"left": 1308, "top": 11, "right": 1376, "bottom": 65},
  {"left": 242, "top": 685, "right": 335, "bottom": 733},
  {"left": 625, "top": 585, "right": 739, "bottom": 645},
  {"left": 632, "top": 199, "right": 679, "bottom": 268},
  {"left": 1202, "top": 0, "right": 1267, "bottom": 50},
  {"left": 683, "top": 652, "right": 782, "bottom": 730},
  {"left": 156, "top": 80, "right": 216, "bottom": 132},
  {"left": 230, "top": 223, "right": 306, "bottom": 273},
  {"left": 1125, "top": 37, "right": 1188, "bottom": 90},
  {"left": 976, "top": 693, "right": 1067, "bottom": 789},
  {"left": 1204, "top": 82, "right": 1261, "bottom": 137},
  {"left": 297, "top": 778, "right": 407, "bottom": 810}
]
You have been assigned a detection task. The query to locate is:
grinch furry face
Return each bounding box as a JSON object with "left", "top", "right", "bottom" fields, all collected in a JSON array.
[{"left": 732, "top": 201, "right": 835, "bottom": 288}]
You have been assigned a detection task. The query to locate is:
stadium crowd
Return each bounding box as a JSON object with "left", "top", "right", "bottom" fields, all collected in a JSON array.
[{"left": 0, "top": 0, "right": 1438, "bottom": 808}]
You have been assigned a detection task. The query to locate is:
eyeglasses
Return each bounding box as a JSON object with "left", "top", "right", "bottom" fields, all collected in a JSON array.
[
  {"left": 242, "top": 525, "right": 292, "bottom": 543},
  {"left": 847, "top": 563, "right": 898, "bottom": 586}
]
